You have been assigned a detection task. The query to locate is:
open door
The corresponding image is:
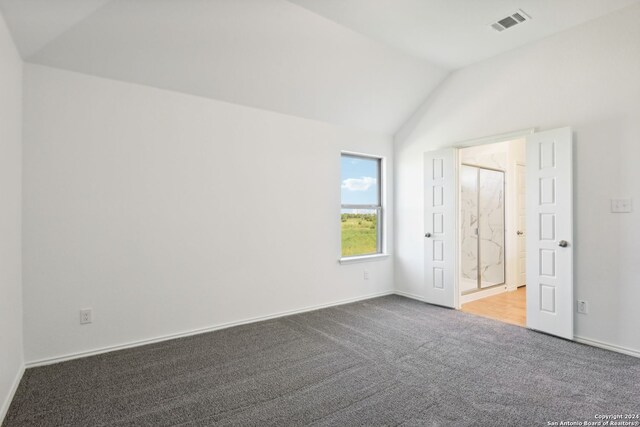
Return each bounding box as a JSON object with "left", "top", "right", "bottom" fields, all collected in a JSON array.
[
  {"left": 424, "top": 149, "right": 458, "bottom": 308},
  {"left": 526, "top": 127, "right": 573, "bottom": 339}
]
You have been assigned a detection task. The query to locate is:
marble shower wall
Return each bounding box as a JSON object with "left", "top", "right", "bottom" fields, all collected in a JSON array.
[
  {"left": 460, "top": 164, "right": 505, "bottom": 291},
  {"left": 460, "top": 146, "right": 507, "bottom": 170},
  {"left": 460, "top": 165, "right": 479, "bottom": 292}
]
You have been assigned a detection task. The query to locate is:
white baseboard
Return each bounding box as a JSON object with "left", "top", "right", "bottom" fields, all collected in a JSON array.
[
  {"left": 393, "top": 289, "right": 427, "bottom": 302},
  {"left": 393, "top": 290, "right": 457, "bottom": 309},
  {"left": 25, "top": 290, "right": 395, "bottom": 368},
  {"left": 0, "top": 364, "right": 25, "bottom": 424},
  {"left": 574, "top": 336, "right": 640, "bottom": 359},
  {"left": 22, "top": 290, "right": 640, "bottom": 370}
]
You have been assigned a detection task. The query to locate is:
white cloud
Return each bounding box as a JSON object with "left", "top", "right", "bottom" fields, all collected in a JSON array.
[{"left": 341, "top": 176, "right": 377, "bottom": 191}]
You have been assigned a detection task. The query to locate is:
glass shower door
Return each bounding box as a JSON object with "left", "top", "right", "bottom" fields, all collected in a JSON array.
[
  {"left": 460, "top": 165, "right": 505, "bottom": 293},
  {"left": 478, "top": 168, "right": 505, "bottom": 288}
]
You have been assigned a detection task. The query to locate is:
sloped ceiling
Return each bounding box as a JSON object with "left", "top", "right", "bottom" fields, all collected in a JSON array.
[
  {"left": 0, "top": 0, "right": 448, "bottom": 134},
  {"left": 288, "top": 0, "right": 640, "bottom": 69},
  {"left": 0, "top": 0, "right": 110, "bottom": 58},
  {"left": 1, "top": 0, "right": 637, "bottom": 133}
]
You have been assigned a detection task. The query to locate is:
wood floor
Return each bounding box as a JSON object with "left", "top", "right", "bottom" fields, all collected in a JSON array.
[{"left": 461, "top": 287, "right": 526, "bottom": 327}]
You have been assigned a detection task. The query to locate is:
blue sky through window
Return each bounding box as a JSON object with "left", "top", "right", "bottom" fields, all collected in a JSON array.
[{"left": 341, "top": 155, "right": 379, "bottom": 205}]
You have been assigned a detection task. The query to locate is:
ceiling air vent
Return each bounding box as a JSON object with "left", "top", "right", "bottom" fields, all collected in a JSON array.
[{"left": 490, "top": 9, "right": 531, "bottom": 32}]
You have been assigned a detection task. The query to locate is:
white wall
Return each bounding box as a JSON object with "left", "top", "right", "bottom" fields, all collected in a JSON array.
[
  {"left": 23, "top": 64, "right": 394, "bottom": 363},
  {"left": 395, "top": 3, "right": 640, "bottom": 353},
  {"left": 0, "top": 10, "right": 23, "bottom": 422}
]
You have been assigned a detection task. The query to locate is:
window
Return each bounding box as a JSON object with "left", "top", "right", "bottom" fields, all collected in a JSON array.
[{"left": 340, "top": 153, "right": 383, "bottom": 257}]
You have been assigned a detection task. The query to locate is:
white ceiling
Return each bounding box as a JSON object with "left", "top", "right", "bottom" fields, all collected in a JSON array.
[
  {"left": 1, "top": 0, "right": 637, "bottom": 133},
  {"left": 0, "top": 0, "right": 448, "bottom": 134},
  {"left": 0, "top": 0, "right": 110, "bottom": 58},
  {"left": 288, "top": 0, "right": 640, "bottom": 69}
]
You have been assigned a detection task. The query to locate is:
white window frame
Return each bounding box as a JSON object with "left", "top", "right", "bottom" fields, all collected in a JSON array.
[{"left": 339, "top": 152, "right": 387, "bottom": 263}]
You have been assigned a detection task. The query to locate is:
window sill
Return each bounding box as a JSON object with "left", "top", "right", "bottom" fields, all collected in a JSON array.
[{"left": 339, "top": 254, "right": 390, "bottom": 265}]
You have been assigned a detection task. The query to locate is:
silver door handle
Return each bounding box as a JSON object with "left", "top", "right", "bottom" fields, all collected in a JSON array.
[
  {"left": 425, "top": 233, "right": 432, "bottom": 238},
  {"left": 558, "top": 240, "right": 568, "bottom": 247}
]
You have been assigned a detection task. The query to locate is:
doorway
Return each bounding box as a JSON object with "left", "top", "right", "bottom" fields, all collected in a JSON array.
[
  {"left": 457, "top": 139, "right": 527, "bottom": 327},
  {"left": 422, "top": 127, "right": 573, "bottom": 339}
]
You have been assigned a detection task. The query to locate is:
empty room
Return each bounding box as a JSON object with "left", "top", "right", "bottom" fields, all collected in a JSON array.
[{"left": 1, "top": 1, "right": 639, "bottom": 425}]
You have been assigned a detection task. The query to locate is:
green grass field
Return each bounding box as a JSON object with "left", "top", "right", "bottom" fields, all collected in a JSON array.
[{"left": 341, "top": 213, "right": 378, "bottom": 257}]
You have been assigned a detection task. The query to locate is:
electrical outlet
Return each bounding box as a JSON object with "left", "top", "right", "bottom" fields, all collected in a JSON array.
[
  {"left": 80, "top": 308, "right": 93, "bottom": 324},
  {"left": 611, "top": 198, "right": 633, "bottom": 213},
  {"left": 364, "top": 270, "right": 369, "bottom": 280},
  {"left": 577, "top": 300, "right": 588, "bottom": 314}
]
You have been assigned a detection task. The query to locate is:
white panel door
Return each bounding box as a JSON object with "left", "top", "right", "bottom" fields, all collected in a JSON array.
[
  {"left": 517, "top": 164, "right": 527, "bottom": 287},
  {"left": 526, "top": 127, "right": 573, "bottom": 339},
  {"left": 424, "top": 149, "right": 458, "bottom": 308}
]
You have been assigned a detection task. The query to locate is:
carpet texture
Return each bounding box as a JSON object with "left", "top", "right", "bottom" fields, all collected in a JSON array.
[{"left": 4, "top": 295, "right": 640, "bottom": 426}]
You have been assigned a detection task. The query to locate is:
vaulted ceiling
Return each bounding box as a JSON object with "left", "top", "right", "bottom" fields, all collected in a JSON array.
[
  {"left": 289, "top": 0, "right": 640, "bottom": 69},
  {"left": 1, "top": 0, "right": 637, "bottom": 134}
]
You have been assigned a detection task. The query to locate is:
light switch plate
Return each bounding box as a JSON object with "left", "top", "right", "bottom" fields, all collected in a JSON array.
[{"left": 611, "top": 199, "right": 632, "bottom": 213}]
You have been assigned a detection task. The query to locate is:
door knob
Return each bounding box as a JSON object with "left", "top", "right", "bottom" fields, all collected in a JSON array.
[
  {"left": 425, "top": 233, "right": 432, "bottom": 238},
  {"left": 558, "top": 240, "right": 568, "bottom": 247},
  {"left": 517, "top": 231, "right": 523, "bottom": 235}
]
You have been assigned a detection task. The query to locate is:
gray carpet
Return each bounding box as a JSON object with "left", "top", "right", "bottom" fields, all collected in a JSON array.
[{"left": 4, "top": 295, "right": 640, "bottom": 426}]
